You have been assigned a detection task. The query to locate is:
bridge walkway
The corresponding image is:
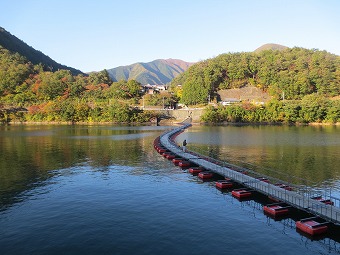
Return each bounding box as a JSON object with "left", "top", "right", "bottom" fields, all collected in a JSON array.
[{"left": 160, "top": 124, "right": 340, "bottom": 224}]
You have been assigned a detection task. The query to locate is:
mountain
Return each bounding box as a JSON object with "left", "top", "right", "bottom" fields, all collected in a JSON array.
[
  {"left": 106, "top": 59, "right": 194, "bottom": 85},
  {"left": 254, "top": 43, "right": 288, "bottom": 53},
  {"left": 0, "top": 26, "right": 83, "bottom": 76}
]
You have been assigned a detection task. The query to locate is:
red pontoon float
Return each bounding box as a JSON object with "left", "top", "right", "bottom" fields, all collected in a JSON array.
[
  {"left": 188, "top": 167, "right": 204, "bottom": 175},
  {"left": 153, "top": 137, "right": 161, "bottom": 149},
  {"left": 165, "top": 154, "right": 176, "bottom": 160},
  {"left": 198, "top": 171, "right": 214, "bottom": 180},
  {"left": 312, "top": 196, "right": 334, "bottom": 205},
  {"left": 296, "top": 217, "right": 329, "bottom": 236},
  {"left": 157, "top": 148, "right": 168, "bottom": 154},
  {"left": 172, "top": 158, "right": 183, "bottom": 166},
  {"left": 215, "top": 180, "right": 233, "bottom": 189},
  {"left": 232, "top": 189, "right": 252, "bottom": 199},
  {"left": 263, "top": 203, "right": 290, "bottom": 217},
  {"left": 274, "top": 183, "right": 293, "bottom": 191},
  {"left": 162, "top": 152, "right": 174, "bottom": 158},
  {"left": 257, "top": 177, "right": 270, "bottom": 183},
  {"left": 178, "top": 161, "right": 191, "bottom": 168}
]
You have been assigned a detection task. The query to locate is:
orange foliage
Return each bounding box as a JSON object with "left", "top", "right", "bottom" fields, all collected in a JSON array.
[
  {"left": 62, "top": 88, "right": 70, "bottom": 99},
  {"left": 85, "top": 83, "right": 109, "bottom": 91},
  {"left": 27, "top": 102, "right": 50, "bottom": 114},
  {"left": 99, "top": 83, "right": 109, "bottom": 90},
  {"left": 32, "top": 79, "right": 41, "bottom": 93},
  {"left": 241, "top": 102, "right": 256, "bottom": 111},
  {"left": 27, "top": 105, "right": 41, "bottom": 114},
  {"left": 85, "top": 84, "right": 98, "bottom": 91}
]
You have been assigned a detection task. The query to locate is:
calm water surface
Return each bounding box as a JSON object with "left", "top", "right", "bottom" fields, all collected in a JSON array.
[
  {"left": 181, "top": 125, "right": 340, "bottom": 191},
  {"left": 1, "top": 124, "right": 340, "bottom": 255}
]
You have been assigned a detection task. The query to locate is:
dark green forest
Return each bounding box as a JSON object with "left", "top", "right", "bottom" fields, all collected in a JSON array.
[{"left": 171, "top": 47, "right": 340, "bottom": 123}]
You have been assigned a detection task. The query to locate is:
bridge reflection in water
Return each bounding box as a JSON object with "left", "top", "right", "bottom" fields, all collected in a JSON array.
[{"left": 159, "top": 124, "right": 340, "bottom": 225}]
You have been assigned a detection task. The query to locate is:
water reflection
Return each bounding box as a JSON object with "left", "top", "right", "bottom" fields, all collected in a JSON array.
[
  {"left": 0, "top": 125, "right": 173, "bottom": 211},
  {"left": 1, "top": 124, "right": 340, "bottom": 255},
  {"left": 177, "top": 125, "right": 340, "bottom": 190}
]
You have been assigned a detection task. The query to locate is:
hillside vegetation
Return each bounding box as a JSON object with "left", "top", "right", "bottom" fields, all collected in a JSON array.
[
  {"left": 0, "top": 46, "right": 161, "bottom": 123},
  {"left": 171, "top": 47, "right": 340, "bottom": 103},
  {"left": 170, "top": 47, "right": 340, "bottom": 123},
  {"left": 0, "top": 25, "right": 339, "bottom": 125},
  {"left": 0, "top": 27, "right": 83, "bottom": 76},
  {"left": 107, "top": 59, "right": 193, "bottom": 85}
]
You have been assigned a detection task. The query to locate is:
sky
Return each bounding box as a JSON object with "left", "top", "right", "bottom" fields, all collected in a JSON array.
[{"left": 1, "top": 0, "right": 339, "bottom": 73}]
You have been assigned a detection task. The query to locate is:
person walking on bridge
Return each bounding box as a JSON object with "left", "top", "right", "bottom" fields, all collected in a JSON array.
[{"left": 182, "top": 139, "right": 187, "bottom": 152}]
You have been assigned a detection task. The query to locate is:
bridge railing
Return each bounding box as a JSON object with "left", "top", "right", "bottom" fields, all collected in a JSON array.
[
  {"left": 167, "top": 135, "right": 340, "bottom": 209},
  {"left": 162, "top": 125, "right": 340, "bottom": 223}
]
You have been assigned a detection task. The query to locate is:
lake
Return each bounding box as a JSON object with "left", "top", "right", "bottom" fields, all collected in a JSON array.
[{"left": 1, "top": 124, "right": 340, "bottom": 255}]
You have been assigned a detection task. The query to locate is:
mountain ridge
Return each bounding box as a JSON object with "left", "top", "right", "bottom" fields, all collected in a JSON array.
[
  {"left": 106, "top": 58, "right": 194, "bottom": 85},
  {"left": 0, "top": 26, "right": 84, "bottom": 76},
  {"left": 254, "top": 43, "right": 288, "bottom": 53}
]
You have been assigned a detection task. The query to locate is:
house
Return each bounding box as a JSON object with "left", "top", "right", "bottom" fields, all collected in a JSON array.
[
  {"left": 141, "top": 84, "right": 168, "bottom": 94},
  {"left": 220, "top": 98, "right": 241, "bottom": 106}
]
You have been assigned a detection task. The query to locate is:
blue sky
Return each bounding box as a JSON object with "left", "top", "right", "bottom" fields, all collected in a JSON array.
[{"left": 1, "top": 0, "right": 339, "bottom": 72}]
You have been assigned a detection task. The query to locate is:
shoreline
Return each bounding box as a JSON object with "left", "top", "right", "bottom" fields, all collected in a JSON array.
[{"left": 5, "top": 120, "right": 340, "bottom": 126}]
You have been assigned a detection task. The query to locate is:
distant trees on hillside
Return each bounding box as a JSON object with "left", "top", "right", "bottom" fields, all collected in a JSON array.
[
  {"left": 171, "top": 47, "right": 340, "bottom": 105},
  {"left": 0, "top": 46, "right": 158, "bottom": 123},
  {"left": 201, "top": 95, "right": 340, "bottom": 124},
  {"left": 1, "top": 44, "right": 340, "bottom": 124}
]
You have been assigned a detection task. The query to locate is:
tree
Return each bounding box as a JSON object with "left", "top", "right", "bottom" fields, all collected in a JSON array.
[
  {"left": 325, "top": 100, "right": 340, "bottom": 123},
  {"left": 35, "top": 70, "right": 73, "bottom": 100},
  {"left": 126, "top": 80, "right": 142, "bottom": 98},
  {"left": 0, "top": 47, "right": 33, "bottom": 96},
  {"left": 67, "top": 75, "right": 86, "bottom": 97},
  {"left": 106, "top": 79, "right": 142, "bottom": 100},
  {"left": 89, "top": 69, "right": 112, "bottom": 85},
  {"left": 181, "top": 62, "right": 210, "bottom": 105},
  {"left": 300, "top": 94, "right": 329, "bottom": 123}
]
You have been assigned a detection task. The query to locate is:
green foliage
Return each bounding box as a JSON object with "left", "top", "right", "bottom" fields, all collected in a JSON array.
[
  {"left": 143, "top": 93, "right": 177, "bottom": 108},
  {"left": 181, "top": 62, "right": 211, "bottom": 105},
  {"left": 36, "top": 70, "right": 71, "bottom": 100},
  {"left": 171, "top": 48, "right": 340, "bottom": 104},
  {"left": 201, "top": 96, "right": 340, "bottom": 124},
  {"left": 300, "top": 94, "right": 329, "bottom": 123},
  {"left": 127, "top": 80, "right": 143, "bottom": 98},
  {"left": 0, "top": 47, "right": 33, "bottom": 96},
  {"left": 23, "top": 98, "right": 156, "bottom": 123},
  {"left": 0, "top": 48, "right": 157, "bottom": 124},
  {"left": 325, "top": 100, "right": 340, "bottom": 123},
  {"left": 1, "top": 43, "right": 340, "bottom": 125},
  {"left": 89, "top": 70, "right": 112, "bottom": 85},
  {"left": 67, "top": 75, "right": 86, "bottom": 97},
  {"left": 106, "top": 80, "right": 142, "bottom": 100}
]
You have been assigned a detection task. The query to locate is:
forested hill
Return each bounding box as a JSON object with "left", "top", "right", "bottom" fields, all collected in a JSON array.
[
  {"left": 0, "top": 27, "right": 83, "bottom": 76},
  {"left": 171, "top": 46, "right": 340, "bottom": 105},
  {"left": 106, "top": 59, "right": 193, "bottom": 85},
  {"left": 254, "top": 43, "right": 288, "bottom": 53}
]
